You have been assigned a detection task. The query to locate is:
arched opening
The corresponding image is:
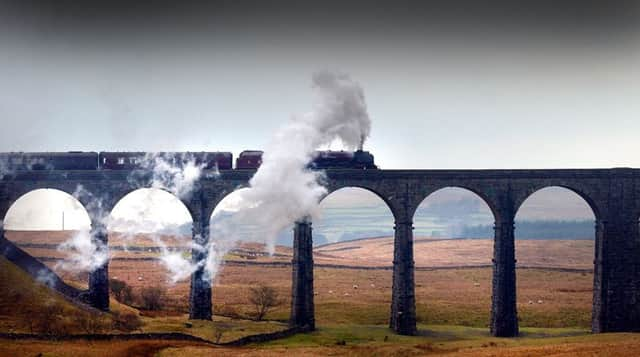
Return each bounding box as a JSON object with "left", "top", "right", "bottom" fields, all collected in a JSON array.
[
  {"left": 107, "top": 188, "right": 193, "bottom": 314},
  {"left": 2, "top": 188, "right": 92, "bottom": 287},
  {"left": 313, "top": 187, "right": 395, "bottom": 326},
  {"left": 515, "top": 186, "right": 596, "bottom": 330},
  {"left": 208, "top": 188, "right": 292, "bottom": 323},
  {"left": 412, "top": 187, "right": 495, "bottom": 328}
]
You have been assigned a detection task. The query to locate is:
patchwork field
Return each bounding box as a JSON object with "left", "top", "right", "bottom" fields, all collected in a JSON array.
[
  {"left": 4, "top": 230, "right": 595, "bottom": 327},
  {"left": 5, "top": 231, "right": 595, "bottom": 268},
  {"left": 1, "top": 230, "right": 624, "bottom": 356}
]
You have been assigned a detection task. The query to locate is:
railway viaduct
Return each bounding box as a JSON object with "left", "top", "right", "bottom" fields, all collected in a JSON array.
[{"left": 1, "top": 167, "right": 640, "bottom": 337}]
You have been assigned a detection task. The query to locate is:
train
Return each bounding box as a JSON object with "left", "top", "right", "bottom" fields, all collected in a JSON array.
[
  {"left": 235, "top": 150, "right": 263, "bottom": 170},
  {"left": 0, "top": 152, "right": 99, "bottom": 171},
  {"left": 99, "top": 152, "right": 232, "bottom": 170},
  {"left": 310, "top": 150, "right": 377, "bottom": 170},
  {"left": 0, "top": 150, "right": 377, "bottom": 171}
]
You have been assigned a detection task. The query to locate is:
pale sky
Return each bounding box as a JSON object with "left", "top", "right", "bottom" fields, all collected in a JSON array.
[
  {"left": 0, "top": 2, "right": 627, "bottom": 234},
  {"left": 0, "top": 2, "right": 638, "bottom": 169}
]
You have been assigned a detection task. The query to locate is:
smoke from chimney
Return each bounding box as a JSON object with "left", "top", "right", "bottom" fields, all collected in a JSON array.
[{"left": 202, "top": 69, "right": 371, "bottom": 282}]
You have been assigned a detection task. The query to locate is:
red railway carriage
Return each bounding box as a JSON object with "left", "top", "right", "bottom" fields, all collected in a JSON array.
[
  {"left": 197, "top": 152, "right": 233, "bottom": 170},
  {"left": 99, "top": 152, "right": 147, "bottom": 170},
  {"left": 235, "top": 150, "right": 263, "bottom": 169},
  {"left": 98, "top": 152, "right": 233, "bottom": 170}
]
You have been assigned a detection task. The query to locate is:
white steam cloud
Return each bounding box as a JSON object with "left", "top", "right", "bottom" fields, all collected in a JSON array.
[
  {"left": 129, "top": 152, "right": 210, "bottom": 200},
  {"left": 203, "top": 70, "right": 371, "bottom": 282},
  {"left": 56, "top": 185, "right": 109, "bottom": 273},
  {"left": 107, "top": 154, "right": 207, "bottom": 283},
  {"left": 50, "top": 70, "right": 372, "bottom": 288},
  {"left": 55, "top": 154, "right": 205, "bottom": 282}
]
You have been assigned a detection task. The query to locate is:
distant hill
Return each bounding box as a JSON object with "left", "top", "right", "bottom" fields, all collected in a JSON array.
[
  {"left": 314, "top": 236, "right": 595, "bottom": 270},
  {"left": 461, "top": 220, "right": 594, "bottom": 240}
]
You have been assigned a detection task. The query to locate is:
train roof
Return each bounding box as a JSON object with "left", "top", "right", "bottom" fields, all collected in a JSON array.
[
  {"left": 0, "top": 151, "right": 98, "bottom": 156},
  {"left": 99, "top": 151, "right": 232, "bottom": 155},
  {"left": 239, "top": 150, "right": 263, "bottom": 156}
]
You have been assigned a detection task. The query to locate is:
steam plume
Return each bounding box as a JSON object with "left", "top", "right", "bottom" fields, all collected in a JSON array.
[
  {"left": 111, "top": 154, "right": 206, "bottom": 283},
  {"left": 128, "top": 152, "right": 209, "bottom": 200},
  {"left": 56, "top": 185, "right": 109, "bottom": 273},
  {"left": 204, "top": 70, "right": 371, "bottom": 281}
]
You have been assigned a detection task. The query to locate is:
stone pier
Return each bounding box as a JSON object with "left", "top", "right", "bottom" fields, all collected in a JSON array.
[
  {"left": 88, "top": 221, "right": 110, "bottom": 311},
  {"left": 290, "top": 219, "right": 315, "bottom": 330},
  {"left": 189, "top": 217, "right": 212, "bottom": 320},
  {"left": 1, "top": 165, "right": 640, "bottom": 335},
  {"left": 389, "top": 220, "right": 417, "bottom": 335},
  {"left": 490, "top": 217, "right": 519, "bottom": 337}
]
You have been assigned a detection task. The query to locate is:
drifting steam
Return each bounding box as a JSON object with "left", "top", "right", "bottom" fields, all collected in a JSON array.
[
  {"left": 55, "top": 153, "right": 205, "bottom": 283},
  {"left": 108, "top": 187, "right": 196, "bottom": 284},
  {"left": 106, "top": 154, "right": 206, "bottom": 283},
  {"left": 56, "top": 186, "right": 109, "bottom": 273},
  {"left": 48, "top": 70, "right": 372, "bottom": 287},
  {"left": 203, "top": 70, "right": 371, "bottom": 282},
  {"left": 129, "top": 152, "right": 209, "bottom": 200}
]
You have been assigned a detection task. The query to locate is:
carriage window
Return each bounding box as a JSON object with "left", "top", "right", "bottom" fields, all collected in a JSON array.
[{"left": 118, "top": 157, "right": 125, "bottom": 165}]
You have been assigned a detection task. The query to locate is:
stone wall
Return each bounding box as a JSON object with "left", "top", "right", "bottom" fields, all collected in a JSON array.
[{"left": 1, "top": 167, "right": 639, "bottom": 335}]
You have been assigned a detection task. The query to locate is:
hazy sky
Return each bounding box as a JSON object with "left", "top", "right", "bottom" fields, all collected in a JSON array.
[
  {"left": 0, "top": 2, "right": 630, "bottom": 236},
  {"left": 1, "top": 1, "right": 639, "bottom": 169}
]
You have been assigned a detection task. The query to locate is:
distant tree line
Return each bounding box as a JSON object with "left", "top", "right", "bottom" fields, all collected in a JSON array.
[{"left": 460, "top": 220, "right": 595, "bottom": 239}]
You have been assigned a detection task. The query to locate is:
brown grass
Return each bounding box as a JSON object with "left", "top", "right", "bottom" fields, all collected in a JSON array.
[
  {"left": 4, "top": 230, "right": 596, "bottom": 327},
  {"left": 316, "top": 236, "right": 595, "bottom": 269},
  {"left": 0, "top": 339, "right": 214, "bottom": 357},
  {"left": 0, "top": 229, "right": 633, "bottom": 357}
]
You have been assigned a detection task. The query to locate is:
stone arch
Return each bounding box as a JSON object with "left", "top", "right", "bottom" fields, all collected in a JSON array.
[
  {"left": 312, "top": 186, "right": 395, "bottom": 326},
  {"left": 316, "top": 186, "right": 395, "bottom": 249},
  {"left": 514, "top": 184, "right": 601, "bottom": 222},
  {"left": 206, "top": 186, "right": 291, "bottom": 322},
  {"left": 513, "top": 185, "right": 597, "bottom": 329},
  {"left": 410, "top": 186, "right": 496, "bottom": 327},
  {"left": 111, "top": 187, "right": 197, "bottom": 225},
  {"left": 107, "top": 187, "right": 196, "bottom": 310},
  {"left": 205, "top": 183, "right": 250, "bottom": 220},
  {"left": 1, "top": 188, "right": 95, "bottom": 300},
  {"left": 1, "top": 184, "right": 85, "bottom": 222},
  {"left": 3, "top": 188, "right": 92, "bottom": 231},
  {"left": 411, "top": 186, "right": 499, "bottom": 225},
  {"left": 321, "top": 184, "right": 397, "bottom": 221},
  {"left": 208, "top": 187, "right": 259, "bottom": 246},
  {"left": 108, "top": 187, "right": 194, "bottom": 233},
  {"left": 210, "top": 186, "right": 250, "bottom": 218}
]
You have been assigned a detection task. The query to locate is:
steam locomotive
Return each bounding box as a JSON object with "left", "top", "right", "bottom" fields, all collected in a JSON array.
[
  {"left": 310, "top": 150, "right": 377, "bottom": 170},
  {"left": 0, "top": 150, "right": 377, "bottom": 171}
]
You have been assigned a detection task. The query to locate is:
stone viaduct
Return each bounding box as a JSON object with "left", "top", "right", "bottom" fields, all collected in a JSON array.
[{"left": 1, "top": 167, "right": 640, "bottom": 337}]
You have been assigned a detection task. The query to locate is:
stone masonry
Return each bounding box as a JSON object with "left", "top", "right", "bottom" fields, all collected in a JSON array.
[
  {"left": 290, "top": 219, "right": 315, "bottom": 329},
  {"left": 1, "top": 167, "right": 640, "bottom": 336}
]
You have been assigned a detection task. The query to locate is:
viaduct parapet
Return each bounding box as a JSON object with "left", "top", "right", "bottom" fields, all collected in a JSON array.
[{"left": 2, "top": 168, "right": 640, "bottom": 336}]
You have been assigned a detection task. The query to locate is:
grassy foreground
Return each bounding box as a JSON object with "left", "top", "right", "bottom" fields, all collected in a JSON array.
[
  {"left": 158, "top": 326, "right": 640, "bottom": 356},
  {"left": 1, "top": 254, "right": 638, "bottom": 356},
  {"left": 3, "top": 325, "right": 639, "bottom": 356}
]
